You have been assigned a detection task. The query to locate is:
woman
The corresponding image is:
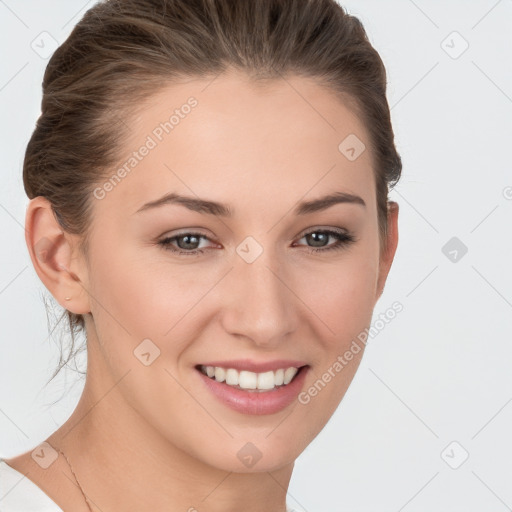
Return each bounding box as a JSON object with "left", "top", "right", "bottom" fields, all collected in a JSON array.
[{"left": 0, "top": 0, "right": 401, "bottom": 510}]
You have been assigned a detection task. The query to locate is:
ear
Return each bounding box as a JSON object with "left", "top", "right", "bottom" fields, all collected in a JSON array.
[
  {"left": 375, "top": 201, "right": 399, "bottom": 302},
  {"left": 25, "top": 196, "right": 91, "bottom": 315}
]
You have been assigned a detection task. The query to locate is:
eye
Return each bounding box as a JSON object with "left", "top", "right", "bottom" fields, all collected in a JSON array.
[
  {"left": 157, "top": 228, "right": 357, "bottom": 256},
  {"left": 158, "top": 231, "right": 214, "bottom": 256},
  {"left": 294, "top": 228, "right": 357, "bottom": 253}
]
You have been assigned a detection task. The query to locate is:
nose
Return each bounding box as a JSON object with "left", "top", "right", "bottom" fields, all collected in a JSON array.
[{"left": 219, "top": 250, "right": 298, "bottom": 348}]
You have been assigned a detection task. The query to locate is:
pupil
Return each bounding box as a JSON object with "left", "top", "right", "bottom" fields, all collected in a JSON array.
[
  {"left": 178, "top": 235, "right": 199, "bottom": 250},
  {"left": 307, "top": 232, "right": 327, "bottom": 247}
]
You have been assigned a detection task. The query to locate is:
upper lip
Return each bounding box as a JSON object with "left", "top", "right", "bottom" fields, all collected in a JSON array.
[{"left": 196, "top": 359, "right": 309, "bottom": 373}]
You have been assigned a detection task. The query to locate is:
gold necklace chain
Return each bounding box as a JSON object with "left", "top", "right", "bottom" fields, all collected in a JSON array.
[{"left": 56, "top": 447, "right": 94, "bottom": 512}]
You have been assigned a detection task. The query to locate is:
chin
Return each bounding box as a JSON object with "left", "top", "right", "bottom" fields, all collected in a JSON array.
[{"left": 191, "top": 431, "right": 308, "bottom": 474}]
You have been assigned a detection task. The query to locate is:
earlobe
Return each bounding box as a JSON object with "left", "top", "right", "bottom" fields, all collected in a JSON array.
[{"left": 25, "top": 197, "right": 90, "bottom": 314}]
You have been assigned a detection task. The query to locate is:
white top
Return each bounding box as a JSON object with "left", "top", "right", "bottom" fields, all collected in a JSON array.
[
  {"left": 1, "top": 458, "right": 296, "bottom": 511},
  {"left": 0, "top": 458, "right": 63, "bottom": 511}
]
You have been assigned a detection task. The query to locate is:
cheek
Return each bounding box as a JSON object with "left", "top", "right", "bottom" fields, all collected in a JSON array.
[
  {"left": 87, "top": 247, "right": 212, "bottom": 359},
  {"left": 299, "top": 252, "right": 379, "bottom": 340},
  {"left": 293, "top": 263, "right": 376, "bottom": 436},
  {"left": 293, "top": 250, "right": 377, "bottom": 410}
]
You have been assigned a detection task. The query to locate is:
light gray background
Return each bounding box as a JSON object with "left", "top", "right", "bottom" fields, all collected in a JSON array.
[{"left": 1, "top": 1, "right": 511, "bottom": 511}]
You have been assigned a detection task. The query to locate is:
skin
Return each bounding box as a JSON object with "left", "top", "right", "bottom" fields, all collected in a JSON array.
[{"left": 6, "top": 68, "right": 398, "bottom": 512}]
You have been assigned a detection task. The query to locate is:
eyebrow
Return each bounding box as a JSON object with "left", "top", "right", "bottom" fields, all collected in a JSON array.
[{"left": 134, "top": 190, "right": 366, "bottom": 217}]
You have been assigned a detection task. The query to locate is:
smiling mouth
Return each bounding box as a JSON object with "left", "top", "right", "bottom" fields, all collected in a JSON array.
[{"left": 195, "top": 364, "right": 307, "bottom": 392}]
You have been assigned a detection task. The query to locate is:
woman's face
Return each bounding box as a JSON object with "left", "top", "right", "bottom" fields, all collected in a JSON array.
[{"left": 78, "top": 69, "right": 397, "bottom": 472}]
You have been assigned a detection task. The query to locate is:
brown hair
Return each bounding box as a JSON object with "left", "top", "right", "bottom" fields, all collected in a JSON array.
[{"left": 23, "top": 0, "right": 402, "bottom": 382}]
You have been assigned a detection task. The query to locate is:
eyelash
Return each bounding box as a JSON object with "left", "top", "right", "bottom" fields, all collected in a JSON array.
[{"left": 157, "top": 228, "right": 356, "bottom": 257}]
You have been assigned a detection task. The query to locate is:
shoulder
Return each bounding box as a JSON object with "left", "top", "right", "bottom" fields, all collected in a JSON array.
[
  {"left": 1, "top": 445, "right": 93, "bottom": 512},
  {"left": 1, "top": 452, "right": 31, "bottom": 476},
  {"left": 0, "top": 448, "right": 76, "bottom": 511},
  {"left": 0, "top": 454, "right": 64, "bottom": 511}
]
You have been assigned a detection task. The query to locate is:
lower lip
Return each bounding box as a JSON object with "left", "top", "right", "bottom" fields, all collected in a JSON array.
[{"left": 196, "top": 366, "right": 310, "bottom": 415}]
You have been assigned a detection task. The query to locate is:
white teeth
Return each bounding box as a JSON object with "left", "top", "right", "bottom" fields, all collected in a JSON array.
[
  {"left": 239, "top": 370, "right": 257, "bottom": 390},
  {"left": 214, "top": 367, "right": 226, "bottom": 382},
  {"left": 225, "top": 368, "right": 238, "bottom": 386},
  {"left": 284, "top": 367, "right": 298, "bottom": 385},
  {"left": 200, "top": 365, "right": 302, "bottom": 391},
  {"left": 257, "top": 371, "right": 275, "bottom": 390}
]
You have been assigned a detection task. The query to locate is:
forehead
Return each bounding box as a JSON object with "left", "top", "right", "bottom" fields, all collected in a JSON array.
[{"left": 93, "top": 69, "right": 375, "bottom": 221}]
